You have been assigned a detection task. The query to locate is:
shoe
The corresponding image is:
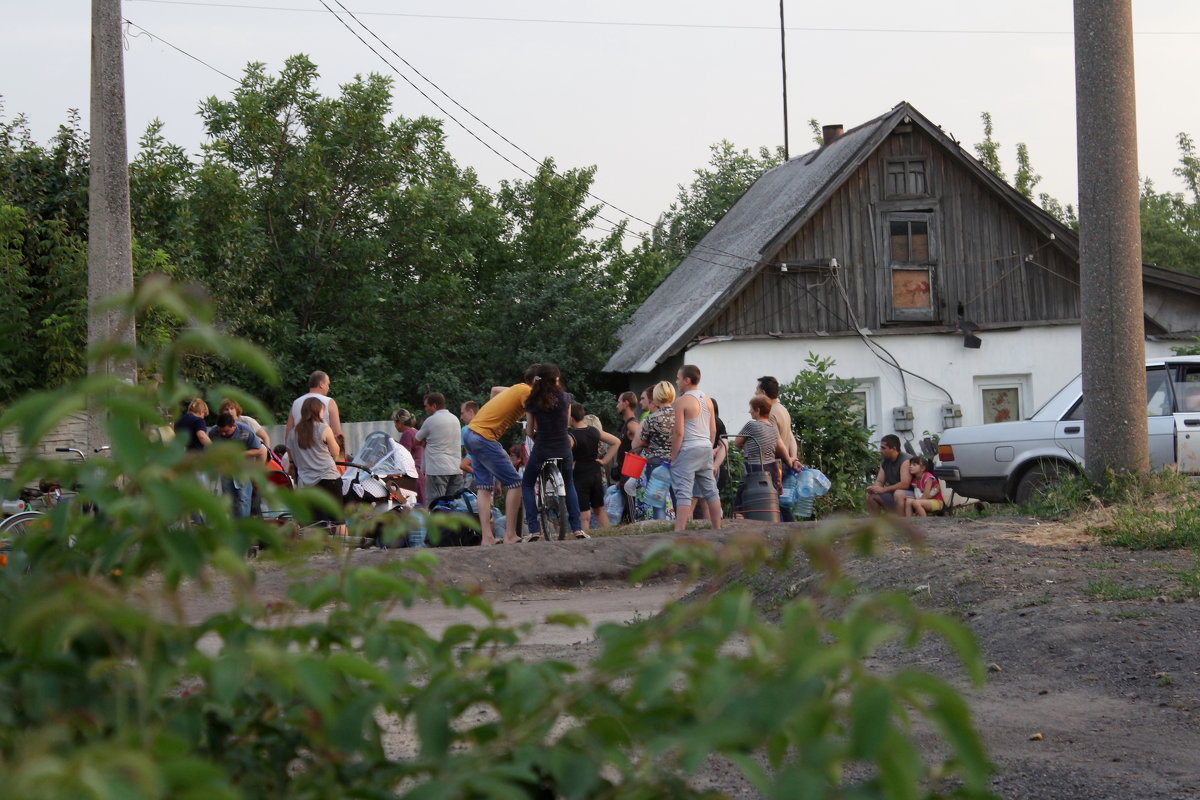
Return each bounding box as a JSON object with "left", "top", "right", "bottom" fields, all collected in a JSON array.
[
  {"left": 525, "top": 533, "right": 542, "bottom": 542},
  {"left": 574, "top": 530, "right": 590, "bottom": 539}
]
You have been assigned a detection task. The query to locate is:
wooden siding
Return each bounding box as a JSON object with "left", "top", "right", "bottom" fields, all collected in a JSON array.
[{"left": 698, "top": 128, "right": 1080, "bottom": 338}]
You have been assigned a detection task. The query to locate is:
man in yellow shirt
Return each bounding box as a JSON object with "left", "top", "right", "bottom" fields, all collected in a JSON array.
[{"left": 463, "top": 364, "right": 539, "bottom": 545}]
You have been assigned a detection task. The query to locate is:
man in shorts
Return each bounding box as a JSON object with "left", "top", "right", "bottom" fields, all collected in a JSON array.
[
  {"left": 866, "top": 434, "right": 913, "bottom": 513},
  {"left": 669, "top": 364, "right": 722, "bottom": 531},
  {"left": 463, "top": 365, "right": 539, "bottom": 545}
]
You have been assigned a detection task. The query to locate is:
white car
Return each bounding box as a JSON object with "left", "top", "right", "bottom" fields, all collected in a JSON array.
[{"left": 934, "top": 356, "right": 1200, "bottom": 503}]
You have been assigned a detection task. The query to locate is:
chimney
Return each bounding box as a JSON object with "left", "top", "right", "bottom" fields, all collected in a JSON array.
[{"left": 822, "top": 124, "right": 844, "bottom": 145}]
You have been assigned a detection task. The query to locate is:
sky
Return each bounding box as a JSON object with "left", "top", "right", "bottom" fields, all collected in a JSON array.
[{"left": 6, "top": 0, "right": 1200, "bottom": 241}]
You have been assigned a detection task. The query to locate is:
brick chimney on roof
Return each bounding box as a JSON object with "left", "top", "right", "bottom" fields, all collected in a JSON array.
[{"left": 822, "top": 124, "right": 844, "bottom": 145}]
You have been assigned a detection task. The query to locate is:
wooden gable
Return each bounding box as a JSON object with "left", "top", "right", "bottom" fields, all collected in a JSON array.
[{"left": 698, "top": 125, "right": 1080, "bottom": 339}]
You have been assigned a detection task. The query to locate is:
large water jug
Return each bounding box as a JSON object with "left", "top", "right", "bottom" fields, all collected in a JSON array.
[
  {"left": 796, "top": 468, "right": 818, "bottom": 498},
  {"left": 645, "top": 463, "right": 672, "bottom": 507},
  {"left": 780, "top": 470, "right": 799, "bottom": 508}
]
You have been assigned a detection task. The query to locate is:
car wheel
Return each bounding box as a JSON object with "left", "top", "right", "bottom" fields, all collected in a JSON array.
[{"left": 1014, "top": 462, "right": 1074, "bottom": 505}]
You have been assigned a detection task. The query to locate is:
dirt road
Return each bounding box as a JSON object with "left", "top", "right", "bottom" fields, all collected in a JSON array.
[{"left": 185, "top": 517, "right": 1200, "bottom": 798}]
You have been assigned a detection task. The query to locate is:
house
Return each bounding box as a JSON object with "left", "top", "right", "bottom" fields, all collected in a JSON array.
[{"left": 604, "top": 101, "right": 1200, "bottom": 444}]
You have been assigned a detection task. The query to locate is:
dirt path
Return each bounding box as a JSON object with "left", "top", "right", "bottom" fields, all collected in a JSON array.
[{"left": 181, "top": 517, "right": 1200, "bottom": 798}]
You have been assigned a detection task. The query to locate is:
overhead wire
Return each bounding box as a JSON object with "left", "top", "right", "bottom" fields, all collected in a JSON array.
[
  {"left": 318, "top": 0, "right": 767, "bottom": 272},
  {"left": 124, "top": 4, "right": 760, "bottom": 279},
  {"left": 125, "top": 1, "right": 1200, "bottom": 36},
  {"left": 121, "top": 18, "right": 239, "bottom": 82}
]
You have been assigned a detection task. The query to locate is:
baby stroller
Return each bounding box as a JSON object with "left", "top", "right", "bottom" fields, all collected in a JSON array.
[
  {"left": 340, "top": 431, "right": 422, "bottom": 547},
  {"left": 259, "top": 448, "right": 296, "bottom": 526}
]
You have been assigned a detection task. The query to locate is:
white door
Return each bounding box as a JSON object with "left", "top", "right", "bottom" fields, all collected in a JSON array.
[{"left": 1172, "top": 364, "right": 1200, "bottom": 474}]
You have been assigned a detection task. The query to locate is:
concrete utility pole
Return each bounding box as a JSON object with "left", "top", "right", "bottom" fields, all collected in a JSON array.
[
  {"left": 88, "top": 0, "right": 137, "bottom": 449},
  {"left": 1074, "top": 0, "right": 1147, "bottom": 482}
]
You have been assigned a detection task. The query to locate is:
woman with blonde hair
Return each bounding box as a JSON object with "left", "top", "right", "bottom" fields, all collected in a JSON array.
[
  {"left": 286, "top": 396, "right": 345, "bottom": 534},
  {"left": 173, "top": 397, "right": 212, "bottom": 450},
  {"left": 631, "top": 380, "right": 677, "bottom": 521}
]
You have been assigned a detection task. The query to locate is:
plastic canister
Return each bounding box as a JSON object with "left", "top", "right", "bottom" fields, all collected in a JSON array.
[
  {"left": 780, "top": 471, "right": 799, "bottom": 508},
  {"left": 739, "top": 472, "right": 780, "bottom": 522},
  {"left": 644, "top": 463, "right": 672, "bottom": 507},
  {"left": 1, "top": 499, "right": 27, "bottom": 514},
  {"left": 796, "top": 468, "right": 818, "bottom": 498}
]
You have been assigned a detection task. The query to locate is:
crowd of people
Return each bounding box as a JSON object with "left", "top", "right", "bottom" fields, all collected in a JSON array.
[{"left": 169, "top": 366, "right": 942, "bottom": 542}]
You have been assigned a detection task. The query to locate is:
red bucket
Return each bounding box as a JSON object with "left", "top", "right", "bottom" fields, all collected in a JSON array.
[{"left": 620, "top": 451, "right": 647, "bottom": 479}]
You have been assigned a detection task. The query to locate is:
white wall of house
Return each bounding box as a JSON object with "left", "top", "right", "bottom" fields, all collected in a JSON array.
[{"left": 684, "top": 325, "right": 1180, "bottom": 443}]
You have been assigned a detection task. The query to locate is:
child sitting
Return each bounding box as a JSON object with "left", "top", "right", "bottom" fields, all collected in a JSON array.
[{"left": 903, "top": 456, "right": 945, "bottom": 517}]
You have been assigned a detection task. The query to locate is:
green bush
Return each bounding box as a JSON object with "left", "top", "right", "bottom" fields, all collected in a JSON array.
[
  {"left": 779, "top": 354, "right": 877, "bottom": 517},
  {"left": 0, "top": 283, "right": 995, "bottom": 799}
]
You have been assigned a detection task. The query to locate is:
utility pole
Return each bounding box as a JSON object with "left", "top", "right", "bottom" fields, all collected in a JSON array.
[
  {"left": 88, "top": 0, "right": 137, "bottom": 449},
  {"left": 1074, "top": 0, "right": 1146, "bottom": 481},
  {"left": 779, "top": 0, "right": 789, "bottom": 159}
]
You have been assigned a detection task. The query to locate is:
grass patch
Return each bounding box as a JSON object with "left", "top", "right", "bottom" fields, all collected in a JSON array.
[
  {"left": 1025, "top": 468, "right": 1197, "bottom": 529},
  {"left": 1084, "top": 580, "right": 1160, "bottom": 601},
  {"left": 1083, "top": 561, "right": 1120, "bottom": 570},
  {"left": 1092, "top": 503, "right": 1200, "bottom": 550}
]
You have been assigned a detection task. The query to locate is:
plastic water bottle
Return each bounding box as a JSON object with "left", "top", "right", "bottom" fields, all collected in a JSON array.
[
  {"left": 780, "top": 471, "right": 799, "bottom": 508},
  {"left": 406, "top": 509, "right": 428, "bottom": 548},
  {"left": 797, "top": 468, "right": 818, "bottom": 498},
  {"left": 645, "top": 463, "right": 672, "bottom": 508}
]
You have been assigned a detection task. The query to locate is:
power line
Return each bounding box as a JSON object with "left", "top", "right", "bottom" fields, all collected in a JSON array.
[
  {"left": 122, "top": 18, "right": 239, "bottom": 82},
  {"left": 123, "top": 1, "right": 1200, "bottom": 36},
  {"left": 317, "top": 0, "right": 765, "bottom": 272}
]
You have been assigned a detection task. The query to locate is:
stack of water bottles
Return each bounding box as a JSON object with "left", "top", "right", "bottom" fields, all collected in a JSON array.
[
  {"left": 644, "top": 461, "right": 672, "bottom": 508},
  {"left": 780, "top": 466, "right": 831, "bottom": 518}
]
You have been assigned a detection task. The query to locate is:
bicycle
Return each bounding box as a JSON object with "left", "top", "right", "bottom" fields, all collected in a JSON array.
[
  {"left": 0, "top": 446, "right": 108, "bottom": 557},
  {"left": 531, "top": 456, "right": 569, "bottom": 542}
]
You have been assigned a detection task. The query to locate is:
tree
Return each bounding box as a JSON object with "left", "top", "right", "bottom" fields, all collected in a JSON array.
[
  {"left": 624, "top": 140, "right": 784, "bottom": 307},
  {"left": 1140, "top": 133, "right": 1200, "bottom": 276},
  {"left": 973, "top": 111, "right": 1077, "bottom": 227},
  {"left": 973, "top": 112, "right": 1005, "bottom": 180},
  {"left": 0, "top": 108, "right": 90, "bottom": 403},
  {"left": 778, "top": 353, "right": 877, "bottom": 515}
]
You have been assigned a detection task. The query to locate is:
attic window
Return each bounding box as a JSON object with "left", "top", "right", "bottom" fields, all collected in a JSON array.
[
  {"left": 885, "top": 213, "right": 937, "bottom": 322},
  {"left": 885, "top": 158, "right": 928, "bottom": 197}
]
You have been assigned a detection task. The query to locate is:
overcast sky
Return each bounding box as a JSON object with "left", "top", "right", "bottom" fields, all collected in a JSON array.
[{"left": 7, "top": 1, "right": 1200, "bottom": 240}]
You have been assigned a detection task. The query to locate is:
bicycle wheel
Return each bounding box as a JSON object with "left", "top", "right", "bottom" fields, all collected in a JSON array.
[
  {"left": 0, "top": 511, "right": 46, "bottom": 550},
  {"left": 540, "top": 466, "right": 569, "bottom": 542},
  {"left": 0, "top": 513, "right": 44, "bottom": 537}
]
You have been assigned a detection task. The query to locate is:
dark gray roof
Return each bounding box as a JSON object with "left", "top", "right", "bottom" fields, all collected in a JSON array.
[{"left": 604, "top": 106, "right": 899, "bottom": 374}]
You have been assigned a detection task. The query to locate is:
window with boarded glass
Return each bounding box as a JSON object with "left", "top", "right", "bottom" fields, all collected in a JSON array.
[
  {"left": 885, "top": 158, "right": 928, "bottom": 197},
  {"left": 885, "top": 213, "right": 937, "bottom": 322}
]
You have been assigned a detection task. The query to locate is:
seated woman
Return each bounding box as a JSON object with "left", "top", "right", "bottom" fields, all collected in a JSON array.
[
  {"left": 632, "top": 381, "right": 677, "bottom": 521},
  {"left": 733, "top": 396, "right": 801, "bottom": 516}
]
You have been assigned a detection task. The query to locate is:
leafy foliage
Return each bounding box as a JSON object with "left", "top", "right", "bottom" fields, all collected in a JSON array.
[
  {"left": 1140, "top": 133, "right": 1200, "bottom": 276},
  {"left": 623, "top": 140, "right": 784, "bottom": 307},
  {"left": 0, "top": 285, "right": 996, "bottom": 799},
  {"left": 778, "top": 353, "right": 877, "bottom": 516}
]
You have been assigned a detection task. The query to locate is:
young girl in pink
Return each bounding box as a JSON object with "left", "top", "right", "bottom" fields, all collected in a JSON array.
[{"left": 904, "top": 456, "right": 945, "bottom": 517}]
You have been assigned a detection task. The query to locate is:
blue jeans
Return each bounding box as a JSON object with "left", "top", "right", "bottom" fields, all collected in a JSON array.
[
  {"left": 522, "top": 447, "right": 582, "bottom": 534},
  {"left": 222, "top": 478, "right": 253, "bottom": 518}
]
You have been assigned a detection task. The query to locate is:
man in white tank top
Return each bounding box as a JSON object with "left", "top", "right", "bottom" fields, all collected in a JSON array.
[
  {"left": 284, "top": 370, "right": 344, "bottom": 458},
  {"left": 668, "top": 364, "right": 722, "bottom": 531}
]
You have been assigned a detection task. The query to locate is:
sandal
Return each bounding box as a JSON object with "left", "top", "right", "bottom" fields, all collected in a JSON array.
[
  {"left": 574, "top": 530, "right": 590, "bottom": 539},
  {"left": 525, "top": 533, "right": 542, "bottom": 543}
]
